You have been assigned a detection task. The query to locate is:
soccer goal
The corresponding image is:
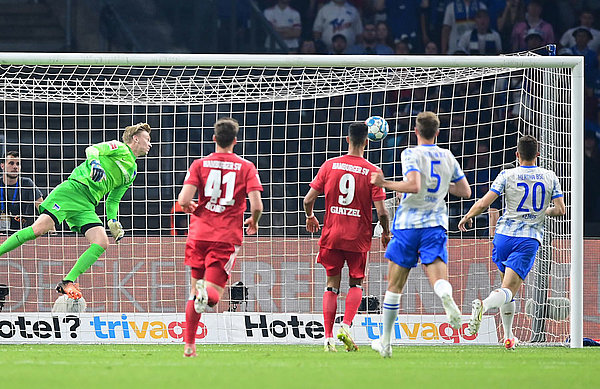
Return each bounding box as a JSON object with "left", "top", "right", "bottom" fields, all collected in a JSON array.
[{"left": 0, "top": 53, "right": 583, "bottom": 348}]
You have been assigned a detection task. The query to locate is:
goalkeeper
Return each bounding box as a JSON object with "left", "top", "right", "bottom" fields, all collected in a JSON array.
[{"left": 0, "top": 123, "right": 152, "bottom": 299}]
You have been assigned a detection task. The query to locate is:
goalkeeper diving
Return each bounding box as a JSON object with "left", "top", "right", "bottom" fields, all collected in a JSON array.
[{"left": 0, "top": 123, "right": 152, "bottom": 299}]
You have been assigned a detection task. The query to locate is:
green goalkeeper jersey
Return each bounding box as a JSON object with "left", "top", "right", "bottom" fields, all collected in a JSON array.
[{"left": 68, "top": 140, "right": 137, "bottom": 220}]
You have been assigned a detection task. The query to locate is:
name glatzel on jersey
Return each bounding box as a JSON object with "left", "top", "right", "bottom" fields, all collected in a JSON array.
[
  {"left": 331, "top": 162, "right": 369, "bottom": 175},
  {"left": 203, "top": 160, "right": 242, "bottom": 170},
  {"left": 329, "top": 205, "right": 361, "bottom": 217}
]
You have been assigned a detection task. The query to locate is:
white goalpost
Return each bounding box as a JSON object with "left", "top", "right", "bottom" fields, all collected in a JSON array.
[{"left": 0, "top": 53, "right": 583, "bottom": 348}]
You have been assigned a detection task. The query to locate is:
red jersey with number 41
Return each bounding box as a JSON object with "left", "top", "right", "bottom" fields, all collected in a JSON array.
[
  {"left": 310, "top": 154, "right": 385, "bottom": 252},
  {"left": 184, "top": 152, "right": 263, "bottom": 245}
]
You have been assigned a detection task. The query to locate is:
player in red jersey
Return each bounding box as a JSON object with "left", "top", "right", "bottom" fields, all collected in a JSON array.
[
  {"left": 303, "top": 122, "right": 390, "bottom": 352},
  {"left": 177, "top": 118, "right": 263, "bottom": 357}
]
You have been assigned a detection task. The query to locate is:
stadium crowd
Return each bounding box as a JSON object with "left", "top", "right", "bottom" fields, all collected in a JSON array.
[{"left": 255, "top": 0, "right": 600, "bottom": 231}]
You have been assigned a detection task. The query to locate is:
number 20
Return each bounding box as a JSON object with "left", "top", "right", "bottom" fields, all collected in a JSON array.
[{"left": 516, "top": 182, "right": 546, "bottom": 212}]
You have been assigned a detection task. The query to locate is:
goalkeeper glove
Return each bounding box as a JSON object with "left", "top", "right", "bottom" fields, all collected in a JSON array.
[
  {"left": 108, "top": 219, "right": 124, "bottom": 242},
  {"left": 90, "top": 160, "right": 105, "bottom": 182}
]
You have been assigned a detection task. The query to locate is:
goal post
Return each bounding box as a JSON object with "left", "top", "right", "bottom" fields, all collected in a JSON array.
[{"left": 0, "top": 53, "right": 583, "bottom": 348}]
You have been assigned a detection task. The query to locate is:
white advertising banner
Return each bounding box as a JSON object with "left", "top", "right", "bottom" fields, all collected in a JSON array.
[{"left": 0, "top": 312, "right": 498, "bottom": 345}]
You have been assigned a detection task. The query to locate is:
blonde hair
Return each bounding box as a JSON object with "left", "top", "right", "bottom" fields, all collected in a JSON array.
[
  {"left": 122, "top": 122, "right": 151, "bottom": 144},
  {"left": 415, "top": 111, "right": 440, "bottom": 140}
]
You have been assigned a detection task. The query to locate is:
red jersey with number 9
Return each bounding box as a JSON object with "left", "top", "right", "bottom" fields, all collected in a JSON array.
[
  {"left": 184, "top": 152, "right": 263, "bottom": 245},
  {"left": 310, "top": 154, "right": 386, "bottom": 252}
]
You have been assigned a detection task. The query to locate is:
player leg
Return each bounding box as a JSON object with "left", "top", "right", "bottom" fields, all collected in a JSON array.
[
  {"left": 0, "top": 213, "right": 54, "bottom": 256},
  {"left": 316, "top": 248, "right": 343, "bottom": 352},
  {"left": 420, "top": 227, "right": 461, "bottom": 329},
  {"left": 498, "top": 269, "right": 521, "bottom": 349},
  {"left": 183, "top": 240, "right": 207, "bottom": 357},
  {"left": 195, "top": 242, "right": 239, "bottom": 313},
  {"left": 337, "top": 250, "right": 367, "bottom": 352}
]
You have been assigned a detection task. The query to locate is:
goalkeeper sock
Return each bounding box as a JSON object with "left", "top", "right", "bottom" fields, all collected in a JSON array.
[
  {"left": 382, "top": 291, "right": 401, "bottom": 347},
  {"left": 65, "top": 243, "right": 105, "bottom": 281},
  {"left": 323, "top": 288, "right": 338, "bottom": 338},
  {"left": 483, "top": 288, "right": 513, "bottom": 312},
  {"left": 500, "top": 300, "right": 516, "bottom": 339},
  {"left": 342, "top": 285, "right": 362, "bottom": 326},
  {"left": 433, "top": 279, "right": 453, "bottom": 299},
  {"left": 0, "top": 226, "right": 36, "bottom": 256},
  {"left": 184, "top": 297, "right": 201, "bottom": 345},
  {"left": 206, "top": 286, "right": 220, "bottom": 307}
]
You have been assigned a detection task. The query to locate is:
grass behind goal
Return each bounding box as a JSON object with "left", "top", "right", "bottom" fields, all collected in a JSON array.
[{"left": 1, "top": 344, "right": 597, "bottom": 389}]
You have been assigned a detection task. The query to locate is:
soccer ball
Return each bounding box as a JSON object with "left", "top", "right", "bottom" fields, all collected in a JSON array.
[{"left": 365, "top": 116, "right": 389, "bottom": 141}]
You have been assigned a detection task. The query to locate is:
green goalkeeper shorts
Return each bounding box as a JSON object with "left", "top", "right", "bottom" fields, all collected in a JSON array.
[{"left": 39, "top": 180, "right": 102, "bottom": 233}]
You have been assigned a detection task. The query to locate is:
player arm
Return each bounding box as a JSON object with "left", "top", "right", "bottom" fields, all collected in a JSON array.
[
  {"left": 545, "top": 196, "right": 566, "bottom": 217},
  {"left": 303, "top": 187, "right": 321, "bottom": 233},
  {"left": 374, "top": 199, "right": 391, "bottom": 247},
  {"left": 177, "top": 184, "right": 198, "bottom": 214},
  {"left": 458, "top": 190, "right": 499, "bottom": 231},
  {"left": 371, "top": 170, "right": 420, "bottom": 194},
  {"left": 244, "top": 190, "right": 263, "bottom": 235},
  {"left": 448, "top": 177, "right": 471, "bottom": 199},
  {"left": 105, "top": 184, "right": 129, "bottom": 221}
]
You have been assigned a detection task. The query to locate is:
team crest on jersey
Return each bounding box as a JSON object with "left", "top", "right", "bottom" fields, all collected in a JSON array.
[{"left": 53, "top": 203, "right": 60, "bottom": 210}]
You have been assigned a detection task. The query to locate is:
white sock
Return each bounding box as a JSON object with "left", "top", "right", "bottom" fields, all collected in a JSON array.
[
  {"left": 433, "top": 279, "right": 453, "bottom": 299},
  {"left": 381, "top": 291, "right": 401, "bottom": 346},
  {"left": 483, "top": 288, "right": 513, "bottom": 312},
  {"left": 500, "top": 301, "right": 516, "bottom": 339}
]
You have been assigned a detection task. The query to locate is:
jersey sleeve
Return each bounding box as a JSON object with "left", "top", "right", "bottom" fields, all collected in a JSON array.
[
  {"left": 450, "top": 154, "right": 465, "bottom": 182},
  {"left": 85, "top": 141, "right": 125, "bottom": 161},
  {"left": 551, "top": 173, "right": 564, "bottom": 199},
  {"left": 183, "top": 160, "right": 202, "bottom": 188},
  {"left": 309, "top": 163, "right": 327, "bottom": 193},
  {"left": 246, "top": 163, "right": 263, "bottom": 193},
  {"left": 490, "top": 170, "right": 507, "bottom": 196},
  {"left": 105, "top": 184, "right": 130, "bottom": 220},
  {"left": 401, "top": 149, "right": 419, "bottom": 176}
]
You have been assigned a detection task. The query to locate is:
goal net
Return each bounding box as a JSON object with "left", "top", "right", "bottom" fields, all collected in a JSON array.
[{"left": 0, "top": 54, "right": 583, "bottom": 347}]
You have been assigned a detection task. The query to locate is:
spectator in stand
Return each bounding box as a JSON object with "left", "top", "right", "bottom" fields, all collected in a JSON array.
[
  {"left": 329, "top": 33, "right": 347, "bottom": 54},
  {"left": 299, "top": 39, "right": 318, "bottom": 54},
  {"left": 511, "top": 0, "right": 555, "bottom": 52},
  {"left": 346, "top": 21, "right": 394, "bottom": 54},
  {"left": 375, "top": 0, "right": 425, "bottom": 53},
  {"left": 425, "top": 41, "right": 440, "bottom": 54},
  {"left": 567, "top": 27, "right": 599, "bottom": 80},
  {"left": 394, "top": 40, "right": 411, "bottom": 54},
  {"left": 263, "top": 0, "right": 302, "bottom": 53},
  {"left": 523, "top": 29, "right": 545, "bottom": 52},
  {"left": 560, "top": 10, "right": 600, "bottom": 52},
  {"left": 376, "top": 21, "right": 395, "bottom": 48},
  {"left": 441, "top": 0, "right": 487, "bottom": 55},
  {"left": 313, "top": 0, "right": 363, "bottom": 51},
  {"left": 420, "top": 0, "right": 450, "bottom": 48},
  {"left": 497, "top": 0, "right": 526, "bottom": 53},
  {"left": 457, "top": 9, "right": 502, "bottom": 55}
]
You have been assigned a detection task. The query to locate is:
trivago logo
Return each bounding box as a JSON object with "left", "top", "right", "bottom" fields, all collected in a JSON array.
[
  {"left": 360, "top": 316, "right": 477, "bottom": 344},
  {"left": 89, "top": 314, "right": 206, "bottom": 341}
]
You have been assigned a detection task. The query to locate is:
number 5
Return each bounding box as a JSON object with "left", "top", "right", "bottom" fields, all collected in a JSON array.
[{"left": 428, "top": 160, "right": 441, "bottom": 193}]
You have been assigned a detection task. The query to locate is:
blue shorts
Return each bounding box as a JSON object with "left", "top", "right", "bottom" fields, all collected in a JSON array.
[
  {"left": 492, "top": 234, "right": 540, "bottom": 280},
  {"left": 385, "top": 226, "right": 448, "bottom": 268}
]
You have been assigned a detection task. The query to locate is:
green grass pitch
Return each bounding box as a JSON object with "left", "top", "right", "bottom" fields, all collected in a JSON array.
[{"left": 1, "top": 344, "right": 598, "bottom": 389}]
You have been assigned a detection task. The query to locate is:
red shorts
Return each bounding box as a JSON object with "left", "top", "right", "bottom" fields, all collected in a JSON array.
[
  {"left": 316, "top": 247, "right": 368, "bottom": 279},
  {"left": 185, "top": 239, "right": 240, "bottom": 288}
]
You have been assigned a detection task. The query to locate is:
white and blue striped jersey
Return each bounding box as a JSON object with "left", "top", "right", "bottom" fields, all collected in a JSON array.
[
  {"left": 392, "top": 145, "right": 465, "bottom": 232},
  {"left": 490, "top": 166, "right": 563, "bottom": 243}
]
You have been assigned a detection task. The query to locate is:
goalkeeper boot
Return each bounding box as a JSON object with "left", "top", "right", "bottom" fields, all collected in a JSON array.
[
  {"left": 183, "top": 343, "right": 197, "bottom": 358},
  {"left": 194, "top": 280, "right": 209, "bottom": 313},
  {"left": 324, "top": 337, "right": 337, "bottom": 352},
  {"left": 337, "top": 323, "right": 359, "bottom": 352},
  {"left": 441, "top": 294, "right": 462, "bottom": 330},
  {"left": 371, "top": 339, "right": 392, "bottom": 358},
  {"left": 504, "top": 337, "right": 519, "bottom": 351},
  {"left": 468, "top": 299, "right": 484, "bottom": 336},
  {"left": 56, "top": 280, "right": 82, "bottom": 300}
]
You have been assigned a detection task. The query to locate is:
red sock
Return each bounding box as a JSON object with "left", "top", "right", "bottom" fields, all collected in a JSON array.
[
  {"left": 206, "top": 286, "right": 220, "bottom": 307},
  {"left": 184, "top": 299, "right": 201, "bottom": 344},
  {"left": 323, "top": 290, "right": 338, "bottom": 338},
  {"left": 343, "top": 286, "right": 363, "bottom": 326}
]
